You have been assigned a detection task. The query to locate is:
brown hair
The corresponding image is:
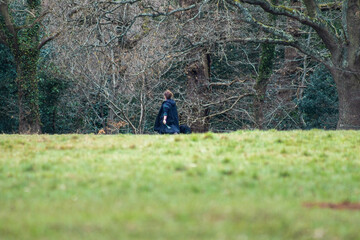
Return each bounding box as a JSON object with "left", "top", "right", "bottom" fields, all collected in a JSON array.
[{"left": 164, "top": 89, "right": 173, "bottom": 100}]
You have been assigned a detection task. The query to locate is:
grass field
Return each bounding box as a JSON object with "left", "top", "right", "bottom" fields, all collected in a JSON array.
[{"left": 1, "top": 130, "right": 360, "bottom": 240}]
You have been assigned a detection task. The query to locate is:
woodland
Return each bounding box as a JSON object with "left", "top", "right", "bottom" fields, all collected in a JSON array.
[{"left": 0, "top": 0, "right": 357, "bottom": 134}]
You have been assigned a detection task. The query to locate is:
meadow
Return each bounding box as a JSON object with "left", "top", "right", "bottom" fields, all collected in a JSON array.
[{"left": 0, "top": 130, "right": 360, "bottom": 240}]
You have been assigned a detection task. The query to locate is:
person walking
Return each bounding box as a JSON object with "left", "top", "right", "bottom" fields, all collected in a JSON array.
[{"left": 154, "top": 90, "right": 180, "bottom": 134}]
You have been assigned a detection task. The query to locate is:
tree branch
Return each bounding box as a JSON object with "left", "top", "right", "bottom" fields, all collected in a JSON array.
[
  {"left": 344, "top": 0, "right": 360, "bottom": 65},
  {"left": 16, "top": 11, "right": 50, "bottom": 31},
  {"left": 103, "top": 93, "right": 138, "bottom": 133},
  {"left": 137, "top": 4, "right": 196, "bottom": 18},
  {"left": 221, "top": 37, "right": 295, "bottom": 45},
  {"left": 0, "top": 1, "right": 17, "bottom": 44},
  {"left": 303, "top": 0, "right": 320, "bottom": 18},
  {"left": 98, "top": 0, "right": 141, "bottom": 4},
  {"left": 219, "top": 37, "right": 331, "bottom": 66},
  {"left": 88, "top": 3, "right": 198, "bottom": 48},
  {"left": 223, "top": 1, "right": 331, "bottom": 64},
  {"left": 228, "top": 1, "right": 294, "bottom": 41},
  {"left": 208, "top": 78, "right": 246, "bottom": 87},
  {"left": 203, "top": 94, "right": 251, "bottom": 107},
  {"left": 288, "top": 40, "right": 333, "bottom": 68},
  {"left": 231, "top": 0, "right": 341, "bottom": 54},
  {"left": 319, "top": 2, "right": 342, "bottom": 11},
  {"left": 204, "top": 93, "right": 254, "bottom": 119},
  {"left": 38, "top": 32, "right": 61, "bottom": 49},
  {"left": 342, "top": 0, "right": 349, "bottom": 43}
]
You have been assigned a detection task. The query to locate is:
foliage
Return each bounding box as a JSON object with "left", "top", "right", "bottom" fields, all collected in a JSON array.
[
  {"left": 298, "top": 65, "right": 338, "bottom": 129},
  {"left": 1, "top": 131, "right": 360, "bottom": 239},
  {"left": 257, "top": 43, "right": 275, "bottom": 82},
  {"left": 38, "top": 68, "right": 68, "bottom": 133},
  {"left": 0, "top": 44, "right": 80, "bottom": 134},
  {"left": 0, "top": 45, "right": 17, "bottom": 133},
  {"left": 211, "top": 43, "right": 259, "bottom": 81}
]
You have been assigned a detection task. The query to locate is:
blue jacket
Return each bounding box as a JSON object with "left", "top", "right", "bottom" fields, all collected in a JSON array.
[{"left": 154, "top": 99, "right": 180, "bottom": 134}]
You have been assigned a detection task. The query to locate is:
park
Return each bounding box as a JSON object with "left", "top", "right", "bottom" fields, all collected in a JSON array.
[{"left": 1, "top": 1, "right": 360, "bottom": 239}]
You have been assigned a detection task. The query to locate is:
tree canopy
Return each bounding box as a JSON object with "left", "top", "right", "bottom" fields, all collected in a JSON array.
[{"left": 1, "top": 0, "right": 358, "bottom": 133}]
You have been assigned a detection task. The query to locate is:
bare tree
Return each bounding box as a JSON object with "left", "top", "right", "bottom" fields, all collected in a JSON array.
[{"left": 224, "top": 0, "right": 360, "bottom": 129}]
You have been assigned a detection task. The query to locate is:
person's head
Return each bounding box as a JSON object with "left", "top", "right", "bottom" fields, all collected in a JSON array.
[{"left": 164, "top": 89, "right": 173, "bottom": 100}]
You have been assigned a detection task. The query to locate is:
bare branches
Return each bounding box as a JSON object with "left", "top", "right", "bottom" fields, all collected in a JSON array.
[
  {"left": 202, "top": 93, "right": 252, "bottom": 107},
  {"left": 103, "top": 94, "right": 138, "bottom": 133},
  {"left": 228, "top": 1, "right": 294, "bottom": 41},
  {"left": 288, "top": 40, "right": 333, "bottom": 68},
  {"left": 204, "top": 93, "right": 254, "bottom": 119},
  {"left": 224, "top": 1, "right": 332, "bottom": 65},
  {"left": 223, "top": 37, "right": 333, "bottom": 69},
  {"left": 319, "top": 2, "right": 342, "bottom": 11},
  {"left": 221, "top": 37, "right": 295, "bottom": 45},
  {"left": 45, "top": 0, "right": 343, "bottom": 132},
  {"left": 208, "top": 78, "right": 246, "bottom": 87},
  {"left": 98, "top": 0, "right": 141, "bottom": 4},
  {"left": 230, "top": 0, "right": 341, "bottom": 54},
  {"left": 221, "top": 37, "right": 330, "bottom": 65},
  {"left": 137, "top": 4, "right": 196, "bottom": 18}
]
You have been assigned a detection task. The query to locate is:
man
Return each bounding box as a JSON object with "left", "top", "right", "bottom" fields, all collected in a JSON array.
[{"left": 154, "top": 90, "right": 180, "bottom": 134}]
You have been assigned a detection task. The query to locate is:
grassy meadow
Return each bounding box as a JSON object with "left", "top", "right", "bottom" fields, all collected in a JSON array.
[{"left": 0, "top": 130, "right": 360, "bottom": 240}]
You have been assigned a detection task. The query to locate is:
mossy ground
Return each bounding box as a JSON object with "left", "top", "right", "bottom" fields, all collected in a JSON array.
[{"left": 1, "top": 130, "right": 360, "bottom": 240}]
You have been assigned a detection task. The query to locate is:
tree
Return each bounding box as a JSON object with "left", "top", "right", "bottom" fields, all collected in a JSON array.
[
  {"left": 51, "top": 0, "right": 197, "bottom": 134},
  {"left": 225, "top": 0, "right": 360, "bottom": 129},
  {"left": 253, "top": 0, "right": 278, "bottom": 129},
  {"left": 0, "top": 0, "right": 59, "bottom": 133}
]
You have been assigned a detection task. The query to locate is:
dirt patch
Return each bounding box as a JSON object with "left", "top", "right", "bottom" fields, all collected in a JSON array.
[{"left": 303, "top": 201, "right": 360, "bottom": 210}]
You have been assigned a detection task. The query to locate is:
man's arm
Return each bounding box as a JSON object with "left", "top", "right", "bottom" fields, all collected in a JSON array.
[{"left": 162, "top": 102, "right": 170, "bottom": 124}]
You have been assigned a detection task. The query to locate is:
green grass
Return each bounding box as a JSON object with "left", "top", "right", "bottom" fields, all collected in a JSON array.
[{"left": 0, "top": 130, "right": 360, "bottom": 240}]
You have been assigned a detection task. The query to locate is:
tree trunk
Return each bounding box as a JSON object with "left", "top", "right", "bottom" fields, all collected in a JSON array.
[
  {"left": 253, "top": 43, "right": 275, "bottom": 129},
  {"left": 278, "top": 0, "right": 302, "bottom": 103},
  {"left": 185, "top": 52, "right": 211, "bottom": 133},
  {"left": 179, "top": 0, "right": 211, "bottom": 133},
  {"left": 332, "top": 71, "right": 360, "bottom": 129},
  {"left": 1, "top": 1, "right": 43, "bottom": 134},
  {"left": 108, "top": 49, "right": 117, "bottom": 123},
  {"left": 253, "top": 0, "right": 277, "bottom": 129},
  {"left": 253, "top": 83, "right": 266, "bottom": 129},
  {"left": 16, "top": 54, "right": 42, "bottom": 134}
]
